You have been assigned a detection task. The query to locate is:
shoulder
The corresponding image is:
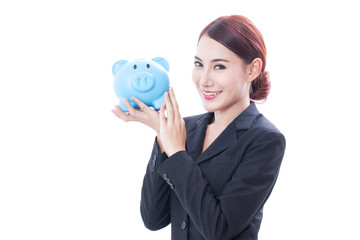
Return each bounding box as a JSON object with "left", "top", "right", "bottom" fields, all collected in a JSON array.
[
  {"left": 233, "top": 108, "right": 286, "bottom": 150},
  {"left": 234, "top": 102, "right": 284, "bottom": 139},
  {"left": 248, "top": 114, "right": 286, "bottom": 147},
  {"left": 252, "top": 114, "right": 282, "bottom": 134}
]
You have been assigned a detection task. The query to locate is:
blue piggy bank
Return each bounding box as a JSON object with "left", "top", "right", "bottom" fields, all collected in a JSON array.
[{"left": 113, "top": 57, "right": 170, "bottom": 112}]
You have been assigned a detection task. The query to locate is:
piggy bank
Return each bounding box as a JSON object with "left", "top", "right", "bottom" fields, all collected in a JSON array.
[{"left": 112, "top": 57, "right": 170, "bottom": 112}]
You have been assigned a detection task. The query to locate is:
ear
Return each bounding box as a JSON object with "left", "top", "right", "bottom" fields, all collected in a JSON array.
[
  {"left": 112, "top": 60, "right": 128, "bottom": 76},
  {"left": 152, "top": 57, "right": 170, "bottom": 72},
  {"left": 247, "top": 58, "right": 263, "bottom": 82}
]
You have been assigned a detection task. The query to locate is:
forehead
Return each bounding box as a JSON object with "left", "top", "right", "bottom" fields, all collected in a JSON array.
[{"left": 196, "top": 35, "right": 241, "bottom": 62}]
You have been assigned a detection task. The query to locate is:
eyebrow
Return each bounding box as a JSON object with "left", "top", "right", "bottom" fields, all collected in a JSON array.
[{"left": 194, "top": 56, "right": 229, "bottom": 63}]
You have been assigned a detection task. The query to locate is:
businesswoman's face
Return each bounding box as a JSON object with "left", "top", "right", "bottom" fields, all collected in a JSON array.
[{"left": 192, "top": 35, "right": 253, "bottom": 114}]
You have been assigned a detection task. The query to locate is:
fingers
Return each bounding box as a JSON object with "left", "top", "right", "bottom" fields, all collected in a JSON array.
[
  {"left": 164, "top": 91, "right": 174, "bottom": 123},
  {"left": 112, "top": 104, "right": 130, "bottom": 122},
  {"left": 123, "top": 98, "right": 137, "bottom": 116},
  {"left": 162, "top": 87, "right": 183, "bottom": 124},
  {"left": 131, "top": 97, "right": 148, "bottom": 111},
  {"left": 111, "top": 98, "right": 139, "bottom": 122},
  {"left": 169, "top": 87, "right": 181, "bottom": 119},
  {"left": 166, "top": 87, "right": 182, "bottom": 125}
]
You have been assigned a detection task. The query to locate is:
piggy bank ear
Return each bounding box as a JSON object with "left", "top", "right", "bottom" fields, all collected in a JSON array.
[
  {"left": 112, "top": 60, "right": 128, "bottom": 76},
  {"left": 152, "top": 57, "right": 169, "bottom": 72}
]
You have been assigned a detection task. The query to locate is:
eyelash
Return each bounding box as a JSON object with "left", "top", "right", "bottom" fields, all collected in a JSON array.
[
  {"left": 194, "top": 61, "right": 203, "bottom": 67},
  {"left": 215, "top": 64, "right": 226, "bottom": 70},
  {"left": 194, "top": 61, "right": 226, "bottom": 70}
]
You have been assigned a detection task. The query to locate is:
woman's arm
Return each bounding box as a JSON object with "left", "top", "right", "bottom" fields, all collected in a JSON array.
[
  {"left": 156, "top": 131, "right": 286, "bottom": 240},
  {"left": 140, "top": 138, "right": 171, "bottom": 230}
]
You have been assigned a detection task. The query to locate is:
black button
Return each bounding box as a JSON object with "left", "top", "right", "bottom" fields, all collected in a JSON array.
[
  {"left": 150, "top": 154, "right": 157, "bottom": 172},
  {"left": 180, "top": 221, "right": 187, "bottom": 230},
  {"left": 162, "top": 173, "right": 168, "bottom": 180}
]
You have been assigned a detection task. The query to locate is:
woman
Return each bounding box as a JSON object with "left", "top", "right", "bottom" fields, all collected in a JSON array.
[{"left": 112, "top": 15, "right": 286, "bottom": 240}]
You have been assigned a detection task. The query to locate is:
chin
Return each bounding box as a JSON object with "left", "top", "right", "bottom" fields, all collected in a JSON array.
[{"left": 201, "top": 101, "right": 221, "bottom": 113}]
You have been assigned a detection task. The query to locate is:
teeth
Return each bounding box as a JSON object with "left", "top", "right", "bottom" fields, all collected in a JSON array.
[{"left": 203, "top": 91, "right": 222, "bottom": 96}]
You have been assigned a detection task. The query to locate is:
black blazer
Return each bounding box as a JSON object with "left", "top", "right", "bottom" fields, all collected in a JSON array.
[{"left": 140, "top": 102, "right": 286, "bottom": 240}]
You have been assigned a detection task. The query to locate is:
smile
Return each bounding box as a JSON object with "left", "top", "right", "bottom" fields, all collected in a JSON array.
[{"left": 202, "top": 90, "right": 222, "bottom": 100}]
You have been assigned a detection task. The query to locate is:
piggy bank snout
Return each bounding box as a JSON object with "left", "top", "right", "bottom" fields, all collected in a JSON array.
[{"left": 131, "top": 72, "right": 155, "bottom": 92}]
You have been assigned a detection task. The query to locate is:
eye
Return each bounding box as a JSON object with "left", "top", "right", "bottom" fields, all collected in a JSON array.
[
  {"left": 146, "top": 64, "right": 150, "bottom": 68},
  {"left": 133, "top": 65, "right": 137, "bottom": 69},
  {"left": 214, "top": 64, "right": 226, "bottom": 70},
  {"left": 194, "top": 61, "right": 203, "bottom": 67}
]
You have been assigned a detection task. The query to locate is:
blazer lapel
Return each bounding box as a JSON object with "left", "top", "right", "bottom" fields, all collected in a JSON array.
[
  {"left": 196, "top": 122, "right": 237, "bottom": 164},
  {"left": 195, "top": 102, "right": 260, "bottom": 164},
  {"left": 185, "top": 102, "right": 260, "bottom": 165},
  {"left": 185, "top": 113, "right": 212, "bottom": 160}
]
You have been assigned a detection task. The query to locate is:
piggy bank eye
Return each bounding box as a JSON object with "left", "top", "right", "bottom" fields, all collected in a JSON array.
[
  {"left": 146, "top": 64, "right": 150, "bottom": 68},
  {"left": 133, "top": 65, "right": 137, "bottom": 69}
]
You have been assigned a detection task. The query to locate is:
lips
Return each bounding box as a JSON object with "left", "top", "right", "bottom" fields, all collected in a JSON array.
[{"left": 202, "top": 90, "right": 222, "bottom": 100}]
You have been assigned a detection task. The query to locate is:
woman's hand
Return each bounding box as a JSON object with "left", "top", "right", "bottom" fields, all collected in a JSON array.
[
  {"left": 159, "top": 87, "right": 186, "bottom": 157},
  {"left": 112, "top": 97, "right": 160, "bottom": 134}
]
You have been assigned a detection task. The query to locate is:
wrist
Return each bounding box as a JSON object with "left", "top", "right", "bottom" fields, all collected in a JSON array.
[
  {"left": 166, "top": 148, "right": 186, "bottom": 158},
  {"left": 156, "top": 135, "right": 165, "bottom": 153}
]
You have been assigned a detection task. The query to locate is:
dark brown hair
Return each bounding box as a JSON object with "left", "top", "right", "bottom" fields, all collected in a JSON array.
[{"left": 199, "top": 15, "right": 270, "bottom": 101}]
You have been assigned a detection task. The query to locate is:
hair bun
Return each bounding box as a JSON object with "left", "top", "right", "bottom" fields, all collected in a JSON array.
[{"left": 250, "top": 71, "right": 271, "bottom": 102}]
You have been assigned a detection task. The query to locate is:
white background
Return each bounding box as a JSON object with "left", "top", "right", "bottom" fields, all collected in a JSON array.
[{"left": 1, "top": 0, "right": 359, "bottom": 239}]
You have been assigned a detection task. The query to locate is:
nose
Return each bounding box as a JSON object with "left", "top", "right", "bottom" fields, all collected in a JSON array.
[
  {"left": 131, "top": 72, "right": 155, "bottom": 92},
  {"left": 199, "top": 69, "right": 214, "bottom": 88}
]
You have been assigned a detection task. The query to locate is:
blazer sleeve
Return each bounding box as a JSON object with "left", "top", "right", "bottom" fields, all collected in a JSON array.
[
  {"left": 140, "top": 137, "right": 172, "bottom": 230},
  {"left": 156, "top": 131, "right": 286, "bottom": 240}
]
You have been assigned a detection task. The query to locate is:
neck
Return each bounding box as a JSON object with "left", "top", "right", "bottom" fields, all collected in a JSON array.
[{"left": 212, "top": 99, "right": 250, "bottom": 128}]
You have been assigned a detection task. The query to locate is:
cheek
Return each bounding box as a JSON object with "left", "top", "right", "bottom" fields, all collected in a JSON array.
[
  {"left": 218, "top": 73, "right": 239, "bottom": 88},
  {"left": 192, "top": 69, "right": 200, "bottom": 85},
  {"left": 228, "top": 71, "right": 247, "bottom": 87},
  {"left": 221, "top": 73, "right": 249, "bottom": 95}
]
